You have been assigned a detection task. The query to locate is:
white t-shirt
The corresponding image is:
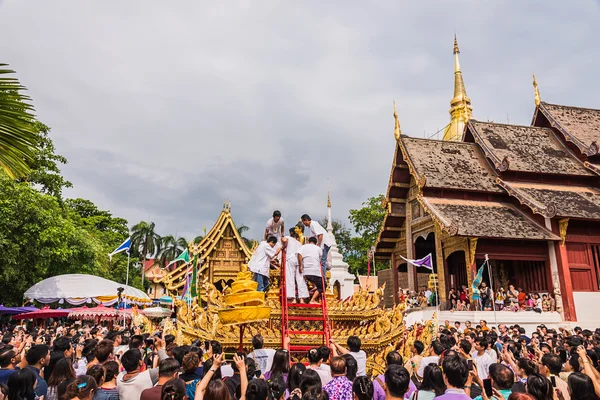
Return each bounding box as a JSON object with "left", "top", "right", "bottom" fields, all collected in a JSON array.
[
  {"left": 349, "top": 350, "right": 367, "bottom": 377},
  {"left": 117, "top": 369, "right": 156, "bottom": 400},
  {"left": 307, "top": 221, "right": 333, "bottom": 247},
  {"left": 298, "top": 243, "right": 322, "bottom": 276},
  {"left": 285, "top": 236, "right": 302, "bottom": 260},
  {"left": 308, "top": 365, "right": 332, "bottom": 385},
  {"left": 249, "top": 348, "right": 276, "bottom": 373},
  {"left": 221, "top": 364, "right": 234, "bottom": 378},
  {"left": 472, "top": 351, "right": 493, "bottom": 380},
  {"left": 248, "top": 241, "right": 276, "bottom": 276},
  {"left": 265, "top": 217, "right": 284, "bottom": 238},
  {"left": 417, "top": 355, "right": 440, "bottom": 377}
]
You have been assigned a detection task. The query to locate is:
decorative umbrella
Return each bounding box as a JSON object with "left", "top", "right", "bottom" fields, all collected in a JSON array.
[
  {"left": 13, "top": 306, "right": 72, "bottom": 320},
  {"left": 141, "top": 307, "right": 173, "bottom": 319},
  {"left": 0, "top": 305, "right": 38, "bottom": 315},
  {"left": 158, "top": 296, "right": 173, "bottom": 306},
  {"left": 69, "top": 305, "right": 133, "bottom": 321}
]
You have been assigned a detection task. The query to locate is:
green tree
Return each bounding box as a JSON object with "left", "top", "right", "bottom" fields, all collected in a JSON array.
[
  {"left": 130, "top": 221, "right": 161, "bottom": 282},
  {"left": 235, "top": 223, "right": 254, "bottom": 249},
  {"left": 19, "top": 122, "right": 72, "bottom": 199},
  {"left": 0, "top": 178, "right": 100, "bottom": 305},
  {"left": 158, "top": 235, "right": 188, "bottom": 265},
  {"left": 0, "top": 65, "right": 39, "bottom": 178}
]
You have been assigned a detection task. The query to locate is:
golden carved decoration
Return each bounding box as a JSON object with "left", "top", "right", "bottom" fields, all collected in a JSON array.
[
  {"left": 533, "top": 73, "right": 541, "bottom": 107},
  {"left": 558, "top": 218, "right": 569, "bottom": 246},
  {"left": 468, "top": 237, "right": 478, "bottom": 265},
  {"left": 393, "top": 101, "right": 401, "bottom": 140}
]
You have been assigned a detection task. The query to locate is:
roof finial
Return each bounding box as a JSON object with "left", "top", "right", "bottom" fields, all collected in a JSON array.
[
  {"left": 393, "top": 101, "right": 401, "bottom": 140},
  {"left": 443, "top": 34, "right": 472, "bottom": 142},
  {"left": 327, "top": 183, "right": 331, "bottom": 208},
  {"left": 533, "top": 73, "right": 541, "bottom": 107}
]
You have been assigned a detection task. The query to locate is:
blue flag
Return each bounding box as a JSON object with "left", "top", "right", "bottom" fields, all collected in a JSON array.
[{"left": 109, "top": 237, "right": 131, "bottom": 260}]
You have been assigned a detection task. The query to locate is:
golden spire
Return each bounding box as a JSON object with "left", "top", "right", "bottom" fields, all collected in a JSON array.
[
  {"left": 327, "top": 184, "right": 331, "bottom": 208},
  {"left": 533, "top": 73, "right": 541, "bottom": 107},
  {"left": 393, "top": 101, "right": 401, "bottom": 140},
  {"left": 442, "top": 35, "right": 473, "bottom": 142}
]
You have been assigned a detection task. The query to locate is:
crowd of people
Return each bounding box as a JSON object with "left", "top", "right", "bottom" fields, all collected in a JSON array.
[
  {"left": 398, "top": 283, "right": 558, "bottom": 313},
  {"left": 1, "top": 318, "right": 599, "bottom": 400}
]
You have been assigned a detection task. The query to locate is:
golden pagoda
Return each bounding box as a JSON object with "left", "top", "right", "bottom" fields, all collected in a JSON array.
[{"left": 442, "top": 35, "right": 473, "bottom": 142}]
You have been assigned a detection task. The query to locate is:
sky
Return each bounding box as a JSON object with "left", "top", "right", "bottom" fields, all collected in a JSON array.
[{"left": 0, "top": 1, "right": 599, "bottom": 241}]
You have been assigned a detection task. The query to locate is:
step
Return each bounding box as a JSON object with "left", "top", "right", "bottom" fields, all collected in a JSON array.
[
  {"left": 288, "top": 303, "right": 322, "bottom": 308},
  {"left": 288, "top": 316, "right": 325, "bottom": 321},
  {"left": 289, "top": 345, "right": 318, "bottom": 352},
  {"left": 288, "top": 330, "right": 325, "bottom": 335}
]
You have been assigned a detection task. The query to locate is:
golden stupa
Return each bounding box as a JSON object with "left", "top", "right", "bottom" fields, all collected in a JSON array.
[{"left": 218, "top": 269, "right": 271, "bottom": 325}]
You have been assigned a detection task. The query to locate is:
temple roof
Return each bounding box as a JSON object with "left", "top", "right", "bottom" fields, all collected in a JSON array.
[
  {"left": 400, "top": 136, "right": 503, "bottom": 193},
  {"left": 419, "top": 197, "right": 559, "bottom": 240},
  {"left": 539, "top": 102, "right": 600, "bottom": 156},
  {"left": 497, "top": 180, "right": 600, "bottom": 220},
  {"left": 467, "top": 120, "right": 593, "bottom": 176}
]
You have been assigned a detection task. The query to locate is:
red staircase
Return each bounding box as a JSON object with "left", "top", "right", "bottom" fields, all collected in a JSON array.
[{"left": 280, "top": 248, "right": 331, "bottom": 355}]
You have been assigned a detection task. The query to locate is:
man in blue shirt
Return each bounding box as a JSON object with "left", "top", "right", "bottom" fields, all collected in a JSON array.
[
  {"left": 0, "top": 346, "right": 19, "bottom": 384},
  {"left": 25, "top": 344, "right": 50, "bottom": 398},
  {"left": 472, "top": 363, "right": 514, "bottom": 400}
]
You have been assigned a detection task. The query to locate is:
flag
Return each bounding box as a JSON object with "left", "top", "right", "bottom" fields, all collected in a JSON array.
[
  {"left": 181, "top": 273, "right": 190, "bottom": 299},
  {"left": 109, "top": 237, "right": 131, "bottom": 261},
  {"left": 399, "top": 253, "right": 434, "bottom": 271},
  {"left": 166, "top": 248, "right": 190, "bottom": 268},
  {"left": 472, "top": 262, "right": 485, "bottom": 292}
]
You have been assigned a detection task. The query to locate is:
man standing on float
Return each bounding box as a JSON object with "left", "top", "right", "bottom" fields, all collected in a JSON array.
[
  {"left": 248, "top": 236, "right": 278, "bottom": 292},
  {"left": 301, "top": 214, "right": 333, "bottom": 276},
  {"left": 281, "top": 228, "right": 308, "bottom": 304},
  {"left": 264, "top": 210, "right": 284, "bottom": 241},
  {"left": 298, "top": 237, "right": 323, "bottom": 304}
]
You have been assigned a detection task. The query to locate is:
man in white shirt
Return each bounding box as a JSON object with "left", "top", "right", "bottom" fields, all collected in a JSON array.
[
  {"left": 282, "top": 229, "right": 309, "bottom": 303},
  {"left": 301, "top": 214, "right": 333, "bottom": 276},
  {"left": 264, "top": 210, "right": 284, "bottom": 241},
  {"left": 330, "top": 336, "right": 367, "bottom": 377},
  {"left": 248, "top": 236, "right": 278, "bottom": 292},
  {"left": 248, "top": 334, "right": 276, "bottom": 373},
  {"left": 472, "top": 338, "right": 493, "bottom": 381},
  {"left": 298, "top": 237, "right": 323, "bottom": 304}
]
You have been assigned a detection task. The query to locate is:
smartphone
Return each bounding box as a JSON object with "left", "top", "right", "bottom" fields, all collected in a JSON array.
[
  {"left": 467, "top": 360, "right": 473, "bottom": 370},
  {"left": 483, "top": 378, "right": 493, "bottom": 397},
  {"left": 550, "top": 376, "right": 556, "bottom": 387}
]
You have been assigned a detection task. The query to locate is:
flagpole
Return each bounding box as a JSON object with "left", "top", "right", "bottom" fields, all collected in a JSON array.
[
  {"left": 433, "top": 253, "right": 439, "bottom": 319},
  {"left": 485, "top": 254, "right": 498, "bottom": 328},
  {"left": 124, "top": 251, "right": 130, "bottom": 329}
]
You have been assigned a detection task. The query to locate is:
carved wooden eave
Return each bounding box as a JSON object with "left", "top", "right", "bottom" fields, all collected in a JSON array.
[
  {"left": 466, "top": 121, "right": 510, "bottom": 172},
  {"left": 415, "top": 195, "right": 459, "bottom": 237},
  {"left": 539, "top": 102, "right": 600, "bottom": 157},
  {"left": 496, "top": 178, "right": 557, "bottom": 218},
  {"left": 584, "top": 161, "right": 600, "bottom": 176},
  {"left": 196, "top": 206, "right": 252, "bottom": 261}
]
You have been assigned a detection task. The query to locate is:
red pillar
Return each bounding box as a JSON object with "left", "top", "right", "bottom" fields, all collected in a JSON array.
[
  {"left": 554, "top": 241, "right": 577, "bottom": 321},
  {"left": 392, "top": 252, "right": 399, "bottom": 305}
]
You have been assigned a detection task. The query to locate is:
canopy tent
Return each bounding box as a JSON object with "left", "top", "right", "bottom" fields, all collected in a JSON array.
[
  {"left": 0, "top": 305, "right": 38, "bottom": 315},
  {"left": 13, "top": 306, "right": 72, "bottom": 320},
  {"left": 68, "top": 305, "right": 133, "bottom": 322},
  {"left": 24, "top": 274, "right": 151, "bottom": 306}
]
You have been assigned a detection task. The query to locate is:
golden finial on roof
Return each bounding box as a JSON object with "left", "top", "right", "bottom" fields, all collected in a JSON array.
[
  {"left": 443, "top": 34, "right": 472, "bottom": 142},
  {"left": 327, "top": 184, "right": 331, "bottom": 208},
  {"left": 223, "top": 200, "right": 231, "bottom": 211},
  {"left": 533, "top": 73, "right": 541, "bottom": 107},
  {"left": 393, "top": 101, "right": 401, "bottom": 140}
]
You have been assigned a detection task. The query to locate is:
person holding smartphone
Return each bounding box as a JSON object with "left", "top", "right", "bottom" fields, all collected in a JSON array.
[{"left": 469, "top": 363, "right": 514, "bottom": 400}]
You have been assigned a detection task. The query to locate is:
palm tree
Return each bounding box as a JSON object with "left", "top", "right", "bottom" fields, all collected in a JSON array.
[
  {"left": 130, "top": 221, "right": 162, "bottom": 282},
  {"left": 159, "top": 235, "right": 188, "bottom": 266},
  {"left": 235, "top": 224, "right": 253, "bottom": 249},
  {"left": 0, "top": 64, "right": 39, "bottom": 178},
  {"left": 193, "top": 235, "right": 204, "bottom": 245}
]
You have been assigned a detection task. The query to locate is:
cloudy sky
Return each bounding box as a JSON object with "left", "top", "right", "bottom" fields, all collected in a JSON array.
[{"left": 1, "top": 1, "right": 599, "bottom": 240}]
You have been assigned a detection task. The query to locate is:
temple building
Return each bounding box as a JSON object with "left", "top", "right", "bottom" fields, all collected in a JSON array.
[{"left": 375, "top": 37, "right": 600, "bottom": 322}]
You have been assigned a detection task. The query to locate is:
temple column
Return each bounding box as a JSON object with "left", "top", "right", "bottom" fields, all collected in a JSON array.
[
  {"left": 392, "top": 252, "right": 399, "bottom": 305},
  {"left": 550, "top": 218, "right": 576, "bottom": 321},
  {"left": 466, "top": 238, "right": 478, "bottom": 303},
  {"left": 405, "top": 204, "right": 416, "bottom": 291},
  {"left": 434, "top": 224, "right": 447, "bottom": 303}
]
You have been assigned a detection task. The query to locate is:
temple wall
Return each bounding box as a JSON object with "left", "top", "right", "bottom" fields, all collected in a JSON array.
[{"left": 573, "top": 292, "right": 600, "bottom": 327}]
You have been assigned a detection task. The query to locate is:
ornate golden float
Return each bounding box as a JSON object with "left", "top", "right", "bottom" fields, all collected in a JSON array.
[{"left": 155, "top": 203, "right": 437, "bottom": 374}]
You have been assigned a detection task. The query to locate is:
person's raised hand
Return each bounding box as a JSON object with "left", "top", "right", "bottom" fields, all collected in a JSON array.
[
  {"left": 492, "top": 388, "right": 506, "bottom": 400},
  {"left": 555, "top": 388, "right": 565, "bottom": 400},
  {"left": 576, "top": 345, "right": 587, "bottom": 359},
  {"left": 233, "top": 354, "right": 246, "bottom": 374},
  {"left": 212, "top": 353, "right": 224, "bottom": 369}
]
